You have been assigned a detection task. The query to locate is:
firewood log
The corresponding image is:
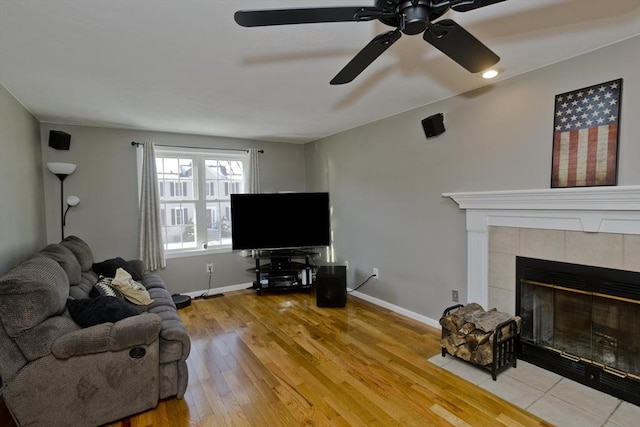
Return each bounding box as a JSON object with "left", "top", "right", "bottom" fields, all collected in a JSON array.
[
  {"left": 497, "top": 316, "right": 522, "bottom": 338},
  {"left": 442, "top": 336, "right": 459, "bottom": 356},
  {"left": 452, "top": 333, "right": 467, "bottom": 347},
  {"left": 466, "top": 329, "right": 492, "bottom": 351},
  {"left": 456, "top": 344, "right": 472, "bottom": 362},
  {"left": 459, "top": 322, "right": 476, "bottom": 335},
  {"left": 472, "top": 342, "right": 494, "bottom": 366},
  {"left": 439, "top": 316, "right": 459, "bottom": 334},
  {"left": 440, "top": 303, "right": 485, "bottom": 333},
  {"left": 460, "top": 303, "right": 485, "bottom": 316}
]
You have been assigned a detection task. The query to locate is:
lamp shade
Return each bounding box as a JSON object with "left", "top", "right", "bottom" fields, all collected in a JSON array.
[
  {"left": 47, "top": 162, "right": 77, "bottom": 176},
  {"left": 66, "top": 195, "right": 80, "bottom": 207}
]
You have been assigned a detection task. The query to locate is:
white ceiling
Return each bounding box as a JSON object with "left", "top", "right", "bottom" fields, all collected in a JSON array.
[{"left": 1, "top": 0, "right": 639, "bottom": 144}]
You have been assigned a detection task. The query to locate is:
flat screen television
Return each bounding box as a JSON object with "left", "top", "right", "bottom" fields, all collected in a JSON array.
[{"left": 230, "top": 192, "right": 331, "bottom": 251}]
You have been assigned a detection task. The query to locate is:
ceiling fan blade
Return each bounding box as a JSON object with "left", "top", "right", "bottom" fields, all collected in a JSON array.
[
  {"left": 423, "top": 19, "right": 499, "bottom": 73},
  {"left": 450, "top": 0, "right": 507, "bottom": 13},
  {"left": 330, "top": 30, "right": 402, "bottom": 85},
  {"left": 234, "top": 7, "right": 379, "bottom": 27}
]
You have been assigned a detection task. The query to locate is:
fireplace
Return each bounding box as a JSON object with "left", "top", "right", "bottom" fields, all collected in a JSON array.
[
  {"left": 516, "top": 256, "right": 640, "bottom": 405},
  {"left": 444, "top": 185, "right": 640, "bottom": 401}
]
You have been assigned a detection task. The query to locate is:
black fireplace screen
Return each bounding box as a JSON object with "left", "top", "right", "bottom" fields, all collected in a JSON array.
[
  {"left": 520, "top": 279, "right": 640, "bottom": 377},
  {"left": 517, "top": 257, "right": 640, "bottom": 404}
]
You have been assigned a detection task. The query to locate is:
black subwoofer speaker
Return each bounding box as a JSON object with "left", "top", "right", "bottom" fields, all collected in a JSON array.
[
  {"left": 316, "top": 265, "right": 347, "bottom": 307},
  {"left": 49, "top": 130, "right": 71, "bottom": 150},
  {"left": 421, "top": 113, "right": 445, "bottom": 138}
]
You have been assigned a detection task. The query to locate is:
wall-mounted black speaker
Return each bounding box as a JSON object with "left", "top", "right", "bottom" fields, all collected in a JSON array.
[
  {"left": 421, "top": 113, "right": 445, "bottom": 138},
  {"left": 316, "top": 265, "right": 347, "bottom": 308},
  {"left": 49, "top": 130, "right": 71, "bottom": 150}
]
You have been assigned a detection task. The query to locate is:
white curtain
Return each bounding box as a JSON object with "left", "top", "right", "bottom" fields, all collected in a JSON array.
[
  {"left": 138, "top": 141, "right": 165, "bottom": 271},
  {"left": 246, "top": 148, "right": 261, "bottom": 193}
]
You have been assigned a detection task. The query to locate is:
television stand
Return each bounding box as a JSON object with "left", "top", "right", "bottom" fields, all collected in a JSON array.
[{"left": 248, "top": 249, "right": 318, "bottom": 295}]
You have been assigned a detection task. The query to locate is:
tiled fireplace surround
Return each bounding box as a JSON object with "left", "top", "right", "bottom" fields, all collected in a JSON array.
[{"left": 444, "top": 185, "right": 640, "bottom": 315}]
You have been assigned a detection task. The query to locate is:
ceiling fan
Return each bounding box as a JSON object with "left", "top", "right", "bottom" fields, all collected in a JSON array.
[{"left": 234, "top": 0, "right": 506, "bottom": 85}]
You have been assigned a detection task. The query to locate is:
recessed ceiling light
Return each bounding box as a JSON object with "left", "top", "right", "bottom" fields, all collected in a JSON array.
[{"left": 482, "top": 69, "right": 499, "bottom": 79}]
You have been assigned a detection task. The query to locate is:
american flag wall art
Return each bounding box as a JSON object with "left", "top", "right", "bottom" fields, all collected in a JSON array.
[{"left": 551, "top": 78, "right": 622, "bottom": 188}]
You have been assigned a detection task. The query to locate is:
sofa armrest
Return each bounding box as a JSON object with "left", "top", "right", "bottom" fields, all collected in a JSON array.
[
  {"left": 160, "top": 319, "right": 191, "bottom": 362},
  {"left": 51, "top": 313, "right": 162, "bottom": 359}
]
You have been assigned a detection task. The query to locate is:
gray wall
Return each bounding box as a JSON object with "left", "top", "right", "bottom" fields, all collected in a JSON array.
[
  {"left": 0, "top": 85, "right": 46, "bottom": 273},
  {"left": 305, "top": 37, "right": 640, "bottom": 321},
  {"left": 39, "top": 124, "right": 307, "bottom": 294}
]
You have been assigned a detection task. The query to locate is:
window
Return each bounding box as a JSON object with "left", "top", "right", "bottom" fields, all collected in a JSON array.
[
  {"left": 170, "top": 182, "right": 188, "bottom": 197},
  {"left": 170, "top": 207, "right": 188, "bottom": 225},
  {"left": 205, "top": 182, "right": 215, "bottom": 197},
  {"left": 154, "top": 147, "right": 245, "bottom": 253},
  {"left": 224, "top": 181, "right": 242, "bottom": 196}
]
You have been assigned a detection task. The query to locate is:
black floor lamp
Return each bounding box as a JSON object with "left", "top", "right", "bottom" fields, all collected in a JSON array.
[
  {"left": 47, "top": 162, "right": 77, "bottom": 239},
  {"left": 64, "top": 195, "right": 81, "bottom": 234}
]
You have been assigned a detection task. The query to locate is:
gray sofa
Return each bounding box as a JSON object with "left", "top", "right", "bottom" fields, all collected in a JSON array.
[{"left": 0, "top": 236, "right": 190, "bottom": 427}]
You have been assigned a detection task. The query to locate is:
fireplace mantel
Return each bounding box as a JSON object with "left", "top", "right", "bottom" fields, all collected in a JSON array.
[
  {"left": 443, "top": 185, "right": 640, "bottom": 308},
  {"left": 444, "top": 185, "right": 640, "bottom": 212}
]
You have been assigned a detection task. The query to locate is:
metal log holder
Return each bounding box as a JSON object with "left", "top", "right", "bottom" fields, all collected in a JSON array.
[{"left": 440, "top": 304, "right": 519, "bottom": 380}]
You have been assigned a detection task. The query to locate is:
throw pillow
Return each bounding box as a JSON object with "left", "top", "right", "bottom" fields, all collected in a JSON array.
[
  {"left": 90, "top": 276, "right": 125, "bottom": 299},
  {"left": 110, "top": 268, "right": 153, "bottom": 306},
  {"left": 66, "top": 296, "right": 138, "bottom": 328},
  {"left": 92, "top": 257, "right": 142, "bottom": 281}
]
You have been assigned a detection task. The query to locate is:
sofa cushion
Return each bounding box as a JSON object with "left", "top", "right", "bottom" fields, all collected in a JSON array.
[
  {"left": 39, "top": 243, "right": 82, "bottom": 285},
  {"left": 0, "top": 255, "right": 69, "bottom": 337},
  {"left": 69, "top": 273, "right": 98, "bottom": 300},
  {"left": 60, "top": 235, "right": 94, "bottom": 272},
  {"left": 66, "top": 297, "right": 139, "bottom": 328},
  {"left": 93, "top": 257, "right": 142, "bottom": 281}
]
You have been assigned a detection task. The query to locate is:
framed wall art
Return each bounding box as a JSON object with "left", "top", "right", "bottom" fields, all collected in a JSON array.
[{"left": 551, "top": 78, "right": 622, "bottom": 188}]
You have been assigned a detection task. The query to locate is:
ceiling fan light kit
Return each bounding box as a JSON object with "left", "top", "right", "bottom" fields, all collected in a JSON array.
[
  {"left": 234, "top": 0, "right": 505, "bottom": 84},
  {"left": 482, "top": 68, "right": 499, "bottom": 79}
]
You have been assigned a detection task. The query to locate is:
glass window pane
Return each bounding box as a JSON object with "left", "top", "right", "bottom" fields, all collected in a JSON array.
[
  {"left": 205, "top": 159, "right": 219, "bottom": 200},
  {"left": 205, "top": 202, "right": 221, "bottom": 246},
  {"left": 164, "top": 158, "right": 179, "bottom": 174},
  {"left": 161, "top": 202, "right": 197, "bottom": 250},
  {"left": 218, "top": 181, "right": 229, "bottom": 199}
]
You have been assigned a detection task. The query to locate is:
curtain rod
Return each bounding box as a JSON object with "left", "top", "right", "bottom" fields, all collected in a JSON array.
[{"left": 131, "top": 141, "right": 263, "bottom": 153}]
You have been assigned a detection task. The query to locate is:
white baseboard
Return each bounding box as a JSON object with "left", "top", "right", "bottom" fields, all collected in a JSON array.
[
  {"left": 348, "top": 289, "right": 441, "bottom": 329},
  {"left": 181, "top": 282, "right": 254, "bottom": 299}
]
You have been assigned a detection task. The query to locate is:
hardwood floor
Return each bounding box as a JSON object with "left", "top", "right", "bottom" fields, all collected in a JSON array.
[{"left": 108, "top": 289, "right": 551, "bottom": 426}]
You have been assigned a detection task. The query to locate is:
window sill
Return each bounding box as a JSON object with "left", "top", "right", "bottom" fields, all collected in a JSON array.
[{"left": 164, "top": 245, "right": 234, "bottom": 260}]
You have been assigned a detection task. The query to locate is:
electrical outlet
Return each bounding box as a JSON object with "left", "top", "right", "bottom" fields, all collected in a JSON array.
[
  {"left": 452, "top": 290, "right": 459, "bottom": 302},
  {"left": 206, "top": 263, "right": 213, "bottom": 273},
  {"left": 373, "top": 267, "right": 379, "bottom": 279},
  {"left": 345, "top": 261, "right": 349, "bottom": 270}
]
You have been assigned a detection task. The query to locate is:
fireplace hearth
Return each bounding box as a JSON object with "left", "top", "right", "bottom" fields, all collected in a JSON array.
[{"left": 516, "top": 256, "right": 640, "bottom": 405}]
